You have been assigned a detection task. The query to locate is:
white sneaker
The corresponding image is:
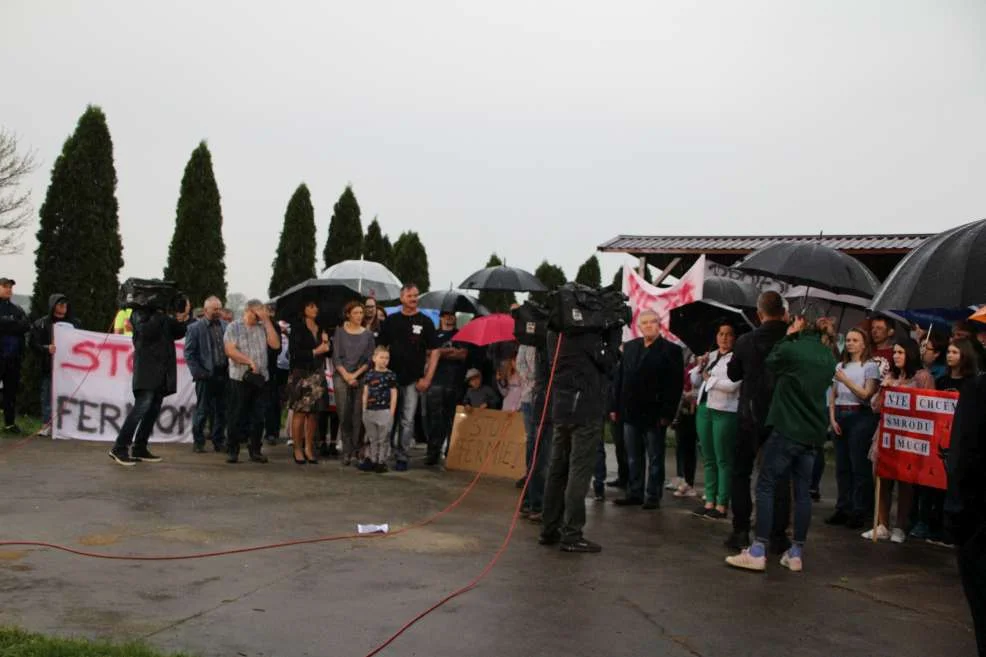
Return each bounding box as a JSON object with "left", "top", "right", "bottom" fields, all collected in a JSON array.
[
  {"left": 725, "top": 549, "right": 766, "bottom": 572},
  {"left": 674, "top": 484, "right": 698, "bottom": 498},
  {"left": 38, "top": 426, "right": 51, "bottom": 437},
  {"left": 780, "top": 550, "right": 803, "bottom": 572},
  {"left": 286, "top": 439, "right": 294, "bottom": 447},
  {"left": 861, "top": 525, "right": 891, "bottom": 541},
  {"left": 890, "top": 528, "right": 907, "bottom": 544},
  {"left": 665, "top": 478, "right": 681, "bottom": 491}
]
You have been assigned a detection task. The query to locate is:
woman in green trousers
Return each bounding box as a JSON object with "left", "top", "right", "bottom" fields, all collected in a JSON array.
[{"left": 691, "top": 323, "right": 740, "bottom": 521}]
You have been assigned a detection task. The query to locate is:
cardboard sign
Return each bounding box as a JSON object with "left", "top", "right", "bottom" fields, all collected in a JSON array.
[
  {"left": 446, "top": 406, "right": 528, "bottom": 479},
  {"left": 52, "top": 324, "right": 196, "bottom": 442},
  {"left": 876, "top": 386, "right": 958, "bottom": 490}
]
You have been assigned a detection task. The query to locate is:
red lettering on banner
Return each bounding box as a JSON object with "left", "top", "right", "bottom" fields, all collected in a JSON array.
[
  {"left": 62, "top": 341, "right": 101, "bottom": 373},
  {"left": 876, "top": 386, "right": 959, "bottom": 490},
  {"left": 104, "top": 342, "right": 131, "bottom": 376}
]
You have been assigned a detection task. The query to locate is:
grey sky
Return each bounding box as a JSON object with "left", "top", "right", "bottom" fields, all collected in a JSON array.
[{"left": 2, "top": 1, "right": 984, "bottom": 303}]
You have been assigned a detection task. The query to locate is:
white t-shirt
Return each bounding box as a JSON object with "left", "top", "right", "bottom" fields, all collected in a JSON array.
[{"left": 832, "top": 359, "right": 880, "bottom": 406}]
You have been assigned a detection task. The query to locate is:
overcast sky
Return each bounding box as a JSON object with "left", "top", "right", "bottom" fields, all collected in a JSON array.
[{"left": 2, "top": 1, "right": 984, "bottom": 302}]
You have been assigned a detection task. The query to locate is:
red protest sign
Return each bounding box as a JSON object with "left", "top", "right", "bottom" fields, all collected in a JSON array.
[{"left": 875, "top": 386, "right": 958, "bottom": 490}]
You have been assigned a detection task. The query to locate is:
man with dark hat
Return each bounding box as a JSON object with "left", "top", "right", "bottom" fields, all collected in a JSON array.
[
  {"left": 0, "top": 277, "right": 30, "bottom": 433},
  {"left": 29, "top": 293, "right": 80, "bottom": 435}
]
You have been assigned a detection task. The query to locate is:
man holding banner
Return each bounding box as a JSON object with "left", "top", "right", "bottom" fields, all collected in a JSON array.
[{"left": 109, "top": 300, "right": 190, "bottom": 466}]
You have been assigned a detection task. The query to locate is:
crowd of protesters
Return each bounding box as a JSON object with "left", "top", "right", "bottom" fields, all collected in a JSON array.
[{"left": 4, "top": 277, "right": 986, "bottom": 563}]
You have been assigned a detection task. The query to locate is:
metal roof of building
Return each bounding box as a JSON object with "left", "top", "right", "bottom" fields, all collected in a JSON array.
[{"left": 598, "top": 234, "right": 931, "bottom": 254}]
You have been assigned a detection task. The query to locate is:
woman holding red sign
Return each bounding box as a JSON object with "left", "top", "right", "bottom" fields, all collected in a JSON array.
[
  {"left": 825, "top": 328, "right": 881, "bottom": 530},
  {"left": 863, "top": 338, "right": 935, "bottom": 544}
]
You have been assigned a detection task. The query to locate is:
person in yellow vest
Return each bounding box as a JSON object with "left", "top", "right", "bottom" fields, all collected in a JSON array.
[{"left": 113, "top": 308, "right": 133, "bottom": 336}]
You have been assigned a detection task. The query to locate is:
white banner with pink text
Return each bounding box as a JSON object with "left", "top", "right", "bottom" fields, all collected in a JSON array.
[
  {"left": 51, "top": 324, "right": 196, "bottom": 442},
  {"left": 622, "top": 255, "right": 705, "bottom": 345}
]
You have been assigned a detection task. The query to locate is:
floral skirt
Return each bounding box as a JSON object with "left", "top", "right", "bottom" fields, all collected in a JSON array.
[{"left": 286, "top": 369, "right": 326, "bottom": 413}]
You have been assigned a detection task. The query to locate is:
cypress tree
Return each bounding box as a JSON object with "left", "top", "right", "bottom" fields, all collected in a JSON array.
[
  {"left": 32, "top": 105, "right": 123, "bottom": 331},
  {"left": 268, "top": 184, "right": 316, "bottom": 298},
  {"left": 391, "top": 231, "right": 430, "bottom": 292},
  {"left": 164, "top": 141, "right": 227, "bottom": 305},
  {"left": 363, "top": 216, "right": 391, "bottom": 267},
  {"left": 575, "top": 255, "right": 602, "bottom": 288},
  {"left": 322, "top": 185, "right": 362, "bottom": 270},
  {"left": 476, "top": 253, "right": 516, "bottom": 313},
  {"left": 530, "top": 260, "right": 566, "bottom": 305}
]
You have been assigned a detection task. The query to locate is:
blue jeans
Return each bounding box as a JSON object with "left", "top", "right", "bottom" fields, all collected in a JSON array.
[
  {"left": 624, "top": 423, "right": 667, "bottom": 503},
  {"left": 755, "top": 430, "right": 816, "bottom": 545},
  {"left": 522, "top": 401, "right": 551, "bottom": 512},
  {"left": 41, "top": 375, "right": 52, "bottom": 425},
  {"left": 834, "top": 407, "right": 879, "bottom": 518},
  {"left": 395, "top": 383, "right": 420, "bottom": 464}
]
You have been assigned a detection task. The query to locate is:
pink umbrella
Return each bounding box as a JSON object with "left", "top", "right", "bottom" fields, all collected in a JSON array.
[{"left": 453, "top": 313, "right": 516, "bottom": 346}]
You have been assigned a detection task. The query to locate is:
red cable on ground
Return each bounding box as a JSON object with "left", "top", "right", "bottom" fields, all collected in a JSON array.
[
  {"left": 363, "top": 334, "right": 564, "bottom": 657},
  {"left": 0, "top": 443, "right": 499, "bottom": 559}
]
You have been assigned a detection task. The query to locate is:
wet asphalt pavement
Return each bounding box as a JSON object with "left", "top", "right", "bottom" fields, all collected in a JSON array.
[{"left": 0, "top": 438, "right": 975, "bottom": 657}]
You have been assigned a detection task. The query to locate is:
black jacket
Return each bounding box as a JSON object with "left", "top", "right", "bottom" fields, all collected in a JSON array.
[
  {"left": 547, "top": 328, "right": 621, "bottom": 425},
  {"left": 130, "top": 309, "right": 188, "bottom": 395},
  {"left": 727, "top": 319, "right": 788, "bottom": 439},
  {"left": 611, "top": 336, "right": 684, "bottom": 427},
  {"left": 0, "top": 298, "right": 30, "bottom": 359},
  {"left": 29, "top": 293, "right": 80, "bottom": 371},
  {"left": 947, "top": 374, "right": 986, "bottom": 545}
]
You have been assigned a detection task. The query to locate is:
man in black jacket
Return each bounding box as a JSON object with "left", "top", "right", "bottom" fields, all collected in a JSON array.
[
  {"left": 0, "top": 277, "right": 30, "bottom": 433},
  {"left": 725, "top": 290, "right": 791, "bottom": 551},
  {"left": 947, "top": 374, "right": 986, "bottom": 656},
  {"left": 29, "top": 293, "right": 80, "bottom": 435},
  {"left": 540, "top": 326, "right": 621, "bottom": 553},
  {"left": 610, "top": 309, "right": 684, "bottom": 509},
  {"left": 109, "top": 300, "right": 190, "bottom": 466}
]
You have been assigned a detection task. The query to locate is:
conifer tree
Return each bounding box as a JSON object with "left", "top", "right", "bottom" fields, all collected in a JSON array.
[
  {"left": 164, "top": 141, "right": 227, "bottom": 305},
  {"left": 391, "top": 231, "right": 430, "bottom": 292},
  {"left": 530, "top": 260, "right": 566, "bottom": 305},
  {"left": 322, "top": 185, "right": 362, "bottom": 270},
  {"left": 575, "top": 255, "right": 602, "bottom": 288},
  {"left": 269, "top": 184, "right": 316, "bottom": 298}
]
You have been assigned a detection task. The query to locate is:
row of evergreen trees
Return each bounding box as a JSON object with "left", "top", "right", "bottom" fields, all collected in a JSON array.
[{"left": 30, "top": 105, "right": 611, "bottom": 327}]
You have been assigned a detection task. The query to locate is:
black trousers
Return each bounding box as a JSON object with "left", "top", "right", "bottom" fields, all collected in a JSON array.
[
  {"left": 732, "top": 421, "right": 790, "bottom": 538},
  {"left": 228, "top": 380, "right": 265, "bottom": 456},
  {"left": 958, "top": 526, "right": 986, "bottom": 657},
  {"left": 424, "top": 384, "right": 458, "bottom": 460},
  {"left": 0, "top": 356, "right": 22, "bottom": 427},
  {"left": 264, "top": 368, "right": 288, "bottom": 439},
  {"left": 675, "top": 412, "right": 698, "bottom": 487},
  {"left": 113, "top": 389, "right": 165, "bottom": 454},
  {"left": 610, "top": 419, "right": 628, "bottom": 485}
]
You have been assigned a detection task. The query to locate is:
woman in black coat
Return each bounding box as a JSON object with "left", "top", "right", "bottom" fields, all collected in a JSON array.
[{"left": 109, "top": 302, "right": 190, "bottom": 466}]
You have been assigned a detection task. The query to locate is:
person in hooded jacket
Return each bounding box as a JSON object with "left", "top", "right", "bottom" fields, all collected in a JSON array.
[
  {"left": 109, "top": 299, "right": 190, "bottom": 466},
  {"left": 29, "top": 293, "right": 79, "bottom": 435}
]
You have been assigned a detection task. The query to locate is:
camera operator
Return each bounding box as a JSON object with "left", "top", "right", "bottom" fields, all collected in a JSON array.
[
  {"left": 109, "top": 296, "right": 190, "bottom": 466},
  {"left": 539, "top": 324, "right": 622, "bottom": 553}
]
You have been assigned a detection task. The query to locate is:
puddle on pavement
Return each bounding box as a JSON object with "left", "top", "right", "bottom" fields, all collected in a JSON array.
[
  {"left": 382, "top": 528, "right": 480, "bottom": 554},
  {"left": 78, "top": 533, "right": 123, "bottom": 546},
  {"left": 0, "top": 550, "right": 26, "bottom": 561}
]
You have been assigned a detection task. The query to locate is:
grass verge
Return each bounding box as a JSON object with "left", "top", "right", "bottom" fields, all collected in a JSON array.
[{"left": 0, "top": 627, "right": 194, "bottom": 657}]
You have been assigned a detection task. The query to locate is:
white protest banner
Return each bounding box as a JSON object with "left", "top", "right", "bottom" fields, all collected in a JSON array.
[
  {"left": 52, "top": 323, "right": 196, "bottom": 442},
  {"left": 622, "top": 254, "right": 705, "bottom": 344}
]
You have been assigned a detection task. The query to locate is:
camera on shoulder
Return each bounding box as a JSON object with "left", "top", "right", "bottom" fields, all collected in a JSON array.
[{"left": 119, "top": 278, "right": 185, "bottom": 313}]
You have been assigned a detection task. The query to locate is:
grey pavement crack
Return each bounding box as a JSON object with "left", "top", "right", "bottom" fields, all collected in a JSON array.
[
  {"left": 139, "top": 559, "right": 316, "bottom": 642},
  {"left": 618, "top": 595, "right": 705, "bottom": 657}
]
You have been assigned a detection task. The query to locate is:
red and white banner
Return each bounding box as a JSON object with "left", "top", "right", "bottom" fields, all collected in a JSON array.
[
  {"left": 622, "top": 255, "right": 705, "bottom": 343},
  {"left": 876, "top": 386, "right": 958, "bottom": 490},
  {"left": 52, "top": 324, "right": 196, "bottom": 442}
]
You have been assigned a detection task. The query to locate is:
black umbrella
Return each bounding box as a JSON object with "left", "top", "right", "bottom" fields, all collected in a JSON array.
[
  {"left": 703, "top": 276, "right": 760, "bottom": 309},
  {"left": 669, "top": 300, "right": 755, "bottom": 355},
  {"left": 272, "top": 278, "right": 361, "bottom": 328},
  {"left": 870, "top": 218, "right": 986, "bottom": 312},
  {"left": 733, "top": 242, "right": 881, "bottom": 298},
  {"left": 458, "top": 265, "right": 547, "bottom": 292},
  {"left": 417, "top": 289, "right": 488, "bottom": 315}
]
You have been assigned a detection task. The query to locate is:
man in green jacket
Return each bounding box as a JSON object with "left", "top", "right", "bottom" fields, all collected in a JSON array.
[{"left": 727, "top": 316, "right": 837, "bottom": 573}]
